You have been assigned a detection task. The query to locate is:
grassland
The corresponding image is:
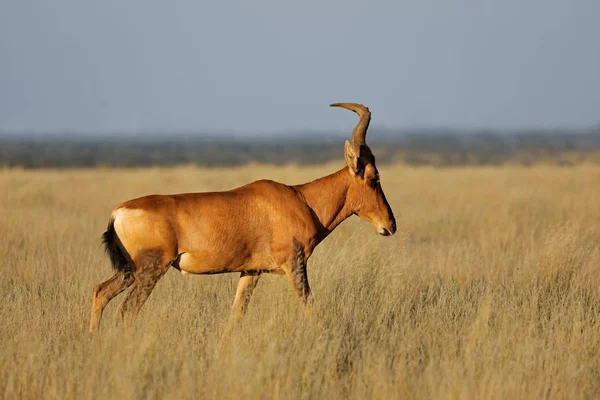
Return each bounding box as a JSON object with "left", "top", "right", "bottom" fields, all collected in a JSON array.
[{"left": 0, "top": 163, "right": 599, "bottom": 399}]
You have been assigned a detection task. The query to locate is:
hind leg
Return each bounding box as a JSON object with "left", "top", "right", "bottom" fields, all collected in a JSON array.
[
  {"left": 90, "top": 272, "right": 135, "bottom": 332},
  {"left": 118, "top": 249, "right": 169, "bottom": 325}
]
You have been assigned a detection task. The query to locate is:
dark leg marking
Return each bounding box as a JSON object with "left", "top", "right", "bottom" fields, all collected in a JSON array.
[
  {"left": 119, "top": 248, "right": 168, "bottom": 323},
  {"left": 286, "top": 239, "right": 311, "bottom": 307}
]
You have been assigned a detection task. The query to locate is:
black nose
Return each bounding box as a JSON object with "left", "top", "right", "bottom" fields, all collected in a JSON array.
[{"left": 390, "top": 219, "right": 397, "bottom": 234}]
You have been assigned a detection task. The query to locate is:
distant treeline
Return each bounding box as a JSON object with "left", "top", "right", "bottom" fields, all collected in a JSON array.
[{"left": 1, "top": 128, "right": 600, "bottom": 168}]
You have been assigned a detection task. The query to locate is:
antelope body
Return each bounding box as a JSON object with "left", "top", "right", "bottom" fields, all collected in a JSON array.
[{"left": 90, "top": 103, "right": 396, "bottom": 332}]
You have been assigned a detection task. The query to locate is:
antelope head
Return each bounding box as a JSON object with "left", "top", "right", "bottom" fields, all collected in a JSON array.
[{"left": 331, "top": 103, "right": 396, "bottom": 236}]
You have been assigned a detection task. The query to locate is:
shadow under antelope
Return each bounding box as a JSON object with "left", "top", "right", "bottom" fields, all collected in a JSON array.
[{"left": 89, "top": 103, "right": 396, "bottom": 332}]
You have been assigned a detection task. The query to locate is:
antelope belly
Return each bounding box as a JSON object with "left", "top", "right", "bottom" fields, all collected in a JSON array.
[{"left": 177, "top": 250, "right": 276, "bottom": 275}]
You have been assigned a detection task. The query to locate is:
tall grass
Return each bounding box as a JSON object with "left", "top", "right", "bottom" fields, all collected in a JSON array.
[{"left": 1, "top": 164, "right": 599, "bottom": 399}]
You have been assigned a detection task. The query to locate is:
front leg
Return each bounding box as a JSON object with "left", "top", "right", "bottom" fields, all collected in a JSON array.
[
  {"left": 230, "top": 271, "right": 262, "bottom": 320},
  {"left": 282, "top": 242, "right": 312, "bottom": 318},
  {"left": 221, "top": 271, "right": 261, "bottom": 346}
]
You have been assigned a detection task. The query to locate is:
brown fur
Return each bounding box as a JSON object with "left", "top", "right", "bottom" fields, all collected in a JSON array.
[{"left": 89, "top": 103, "right": 396, "bottom": 332}]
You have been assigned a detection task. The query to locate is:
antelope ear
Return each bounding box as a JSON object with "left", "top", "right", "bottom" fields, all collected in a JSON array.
[{"left": 344, "top": 140, "right": 360, "bottom": 174}]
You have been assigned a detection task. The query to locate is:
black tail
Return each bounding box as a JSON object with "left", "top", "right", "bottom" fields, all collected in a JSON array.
[{"left": 102, "top": 218, "right": 135, "bottom": 277}]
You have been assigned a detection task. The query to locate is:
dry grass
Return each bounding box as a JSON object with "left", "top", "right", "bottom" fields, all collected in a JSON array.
[{"left": 1, "top": 163, "right": 599, "bottom": 399}]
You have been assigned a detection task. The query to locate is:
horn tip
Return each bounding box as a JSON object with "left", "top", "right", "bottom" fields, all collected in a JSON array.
[{"left": 329, "top": 102, "right": 370, "bottom": 112}]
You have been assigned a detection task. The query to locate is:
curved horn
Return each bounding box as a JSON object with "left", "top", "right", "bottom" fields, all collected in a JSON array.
[{"left": 330, "top": 103, "right": 371, "bottom": 154}]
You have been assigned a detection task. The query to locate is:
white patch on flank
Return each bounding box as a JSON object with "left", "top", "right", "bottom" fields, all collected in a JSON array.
[
  {"left": 113, "top": 208, "right": 125, "bottom": 238},
  {"left": 113, "top": 207, "right": 146, "bottom": 241},
  {"left": 178, "top": 253, "right": 193, "bottom": 272}
]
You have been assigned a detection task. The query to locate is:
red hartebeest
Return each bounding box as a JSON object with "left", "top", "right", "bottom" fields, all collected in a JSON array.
[{"left": 89, "top": 103, "right": 396, "bottom": 332}]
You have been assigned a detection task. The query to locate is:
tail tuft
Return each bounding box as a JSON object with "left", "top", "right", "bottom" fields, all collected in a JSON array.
[{"left": 102, "top": 218, "right": 135, "bottom": 276}]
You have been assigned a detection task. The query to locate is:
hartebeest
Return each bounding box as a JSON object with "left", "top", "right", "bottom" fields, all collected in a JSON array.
[{"left": 89, "top": 103, "right": 396, "bottom": 332}]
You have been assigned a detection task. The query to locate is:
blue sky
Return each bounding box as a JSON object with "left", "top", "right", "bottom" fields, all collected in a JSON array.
[{"left": 1, "top": 0, "right": 599, "bottom": 135}]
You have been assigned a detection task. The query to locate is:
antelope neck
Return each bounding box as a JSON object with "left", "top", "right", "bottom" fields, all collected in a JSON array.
[{"left": 293, "top": 167, "right": 355, "bottom": 234}]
